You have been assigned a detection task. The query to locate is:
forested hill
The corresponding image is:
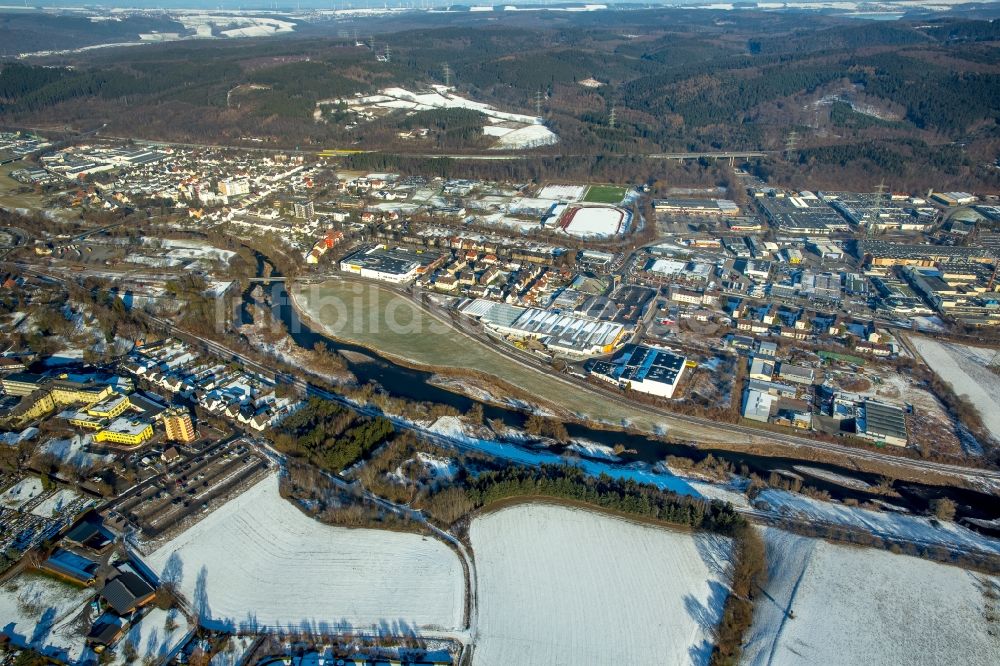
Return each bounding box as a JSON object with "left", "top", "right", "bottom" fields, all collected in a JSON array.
[{"left": 1, "top": 9, "right": 999, "bottom": 190}]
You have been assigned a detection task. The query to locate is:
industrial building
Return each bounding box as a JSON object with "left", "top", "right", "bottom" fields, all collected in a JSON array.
[
  {"left": 823, "top": 192, "right": 933, "bottom": 232},
  {"left": 588, "top": 344, "right": 687, "bottom": 398},
  {"left": 931, "top": 191, "right": 977, "bottom": 207},
  {"left": 460, "top": 298, "right": 527, "bottom": 328},
  {"left": 652, "top": 198, "right": 740, "bottom": 216},
  {"left": 500, "top": 308, "right": 627, "bottom": 356},
  {"left": 578, "top": 249, "right": 616, "bottom": 272},
  {"left": 856, "top": 399, "right": 908, "bottom": 447},
  {"left": 742, "top": 388, "right": 775, "bottom": 423},
  {"left": 756, "top": 192, "right": 845, "bottom": 235},
  {"left": 339, "top": 246, "right": 444, "bottom": 283},
  {"left": 862, "top": 240, "right": 995, "bottom": 267},
  {"left": 777, "top": 363, "right": 815, "bottom": 385},
  {"left": 749, "top": 357, "right": 775, "bottom": 381}
]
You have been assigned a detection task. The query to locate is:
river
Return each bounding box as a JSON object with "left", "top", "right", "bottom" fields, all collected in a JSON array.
[{"left": 244, "top": 251, "right": 1000, "bottom": 531}]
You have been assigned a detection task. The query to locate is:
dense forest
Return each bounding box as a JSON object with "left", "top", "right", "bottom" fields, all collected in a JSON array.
[
  {"left": 269, "top": 397, "right": 394, "bottom": 472},
  {"left": 1, "top": 9, "right": 999, "bottom": 189},
  {"left": 420, "top": 463, "right": 747, "bottom": 535}
]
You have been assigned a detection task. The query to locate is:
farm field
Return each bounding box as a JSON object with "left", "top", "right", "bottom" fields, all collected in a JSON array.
[
  {"left": 742, "top": 527, "right": 1000, "bottom": 666},
  {"left": 909, "top": 336, "right": 1000, "bottom": 442},
  {"left": 146, "top": 472, "right": 465, "bottom": 633},
  {"left": 583, "top": 184, "right": 628, "bottom": 204},
  {"left": 292, "top": 278, "right": 734, "bottom": 440},
  {"left": 469, "top": 502, "right": 731, "bottom": 665}
]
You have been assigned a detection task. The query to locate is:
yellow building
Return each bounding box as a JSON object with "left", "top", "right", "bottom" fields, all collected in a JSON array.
[
  {"left": 64, "top": 411, "right": 105, "bottom": 430},
  {"left": 2, "top": 374, "right": 114, "bottom": 405},
  {"left": 0, "top": 390, "right": 55, "bottom": 429},
  {"left": 61, "top": 392, "right": 131, "bottom": 430},
  {"left": 85, "top": 393, "right": 130, "bottom": 419},
  {"left": 49, "top": 380, "right": 113, "bottom": 406},
  {"left": 163, "top": 408, "right": 196, "bottom": 443},
  {"left": 0, "top": 372, "right": 44, "bottom": 397},
  {"left": 95, "top": 418, "right": 153, "bottom": 446},
  {"left": 2, "top": 373, "right": 123, "bottom": 430}
]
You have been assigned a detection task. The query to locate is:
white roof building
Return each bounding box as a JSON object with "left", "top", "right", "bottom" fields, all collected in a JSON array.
[{"left": 742, "top": 389, "right": 775, "bottom": 423}]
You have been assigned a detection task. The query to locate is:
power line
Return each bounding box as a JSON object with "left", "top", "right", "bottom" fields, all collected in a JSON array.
[
  {"left": 871, "top": 179, "right": 888, "bottom": 238},
  {"left": 784, "top": 129, "right": 798, "bottom": 156}
]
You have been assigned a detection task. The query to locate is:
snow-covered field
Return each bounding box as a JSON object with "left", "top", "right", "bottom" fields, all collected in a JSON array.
[
  {"left": 176, "top": 14, "right": 295, "bottom": 39},
  {"left": 742, "top": 527, "right": 1000, "bottom": 666},
  {"left": 40, "top": 435, "right": 115, "bottom": 468},
  {"left": 209, "top": 635, "right": 256, "bottom": 666},
  {"left": 29, "top": 488, "right": 84, "bottom": 518},
  {"left": 470, "top": 503, "right": 731, "bottom": 665},
  {"left": 0, "top": 572, "right": 95, "bottom": 663},
  {"left": 492, "top": 124, "right": 559, "bottom": 149},
  {"left": 0, "top": 476, "right": 44, "bottom": 509},
  {"left": 472, "top": 213, "right": 541, "bottom": 233},
  {"left": 147, "top": 473, "right": 464, "bottom": 634},
  {"left": 536, "top": 184, "right": 586, "bottom": 201},
  {"left": 334, "top": 86, "right": 558, "bottom": 150},
  {"left": 112, "top": 607, "right": 192, "bottom": 666},
  {"left": 910, "top": 336, "right": 1000, "bottom": 441},
  {"left": 756, "top": 489, "right": 1000, "bottom": 557},
  {"left": 155, "top": 238, "right": 236, "bottom": 263},
  {"left": 558, "top": 204, "right": 628, "bottom": 238}
]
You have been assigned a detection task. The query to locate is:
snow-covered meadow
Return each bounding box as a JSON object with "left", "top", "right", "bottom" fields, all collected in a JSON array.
[
  {"left": 756, "top": 489, "right": 1000, "bottom": 557},
  {"left": 742, "top": 527, "right": 1000, "bottom": 665},
  {"left": 0, "top": 476, "right": 44, "bottom": 509},
  {"left": 331, "top": 86, "right": 559, "bottom": 150},
  {"left": 910, "top": 336, "right": 1000, "bottom": 442},
  {"left": 29, "top": 488, "right": 84, "bottom": 519},
  {"left": 470, "top": 502, "right": 731, "bottom": 665},
  {"left": 0, "top": 572, "right": 95, "bottom": 663},
  {"left": 147, "top": 473, "right": 465, "bottom": 634},
  {"left": 111, "top": 607, "right": 193, "bottom": 666},
  {"left": 38, "top": 434, "right": 116, "bottom": 470}
]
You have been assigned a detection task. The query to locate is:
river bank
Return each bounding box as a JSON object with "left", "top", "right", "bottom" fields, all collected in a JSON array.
[
  {"left": 240, "top": 253, "right": 1000, "bottom": 526},
  {"left": 289, "top": 276, "right": 739, "bottom": 442}
]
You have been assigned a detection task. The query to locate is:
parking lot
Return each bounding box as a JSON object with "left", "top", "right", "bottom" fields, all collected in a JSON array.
[{"left": 107, "top": 437, "right": 269, "bottom": 540}]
